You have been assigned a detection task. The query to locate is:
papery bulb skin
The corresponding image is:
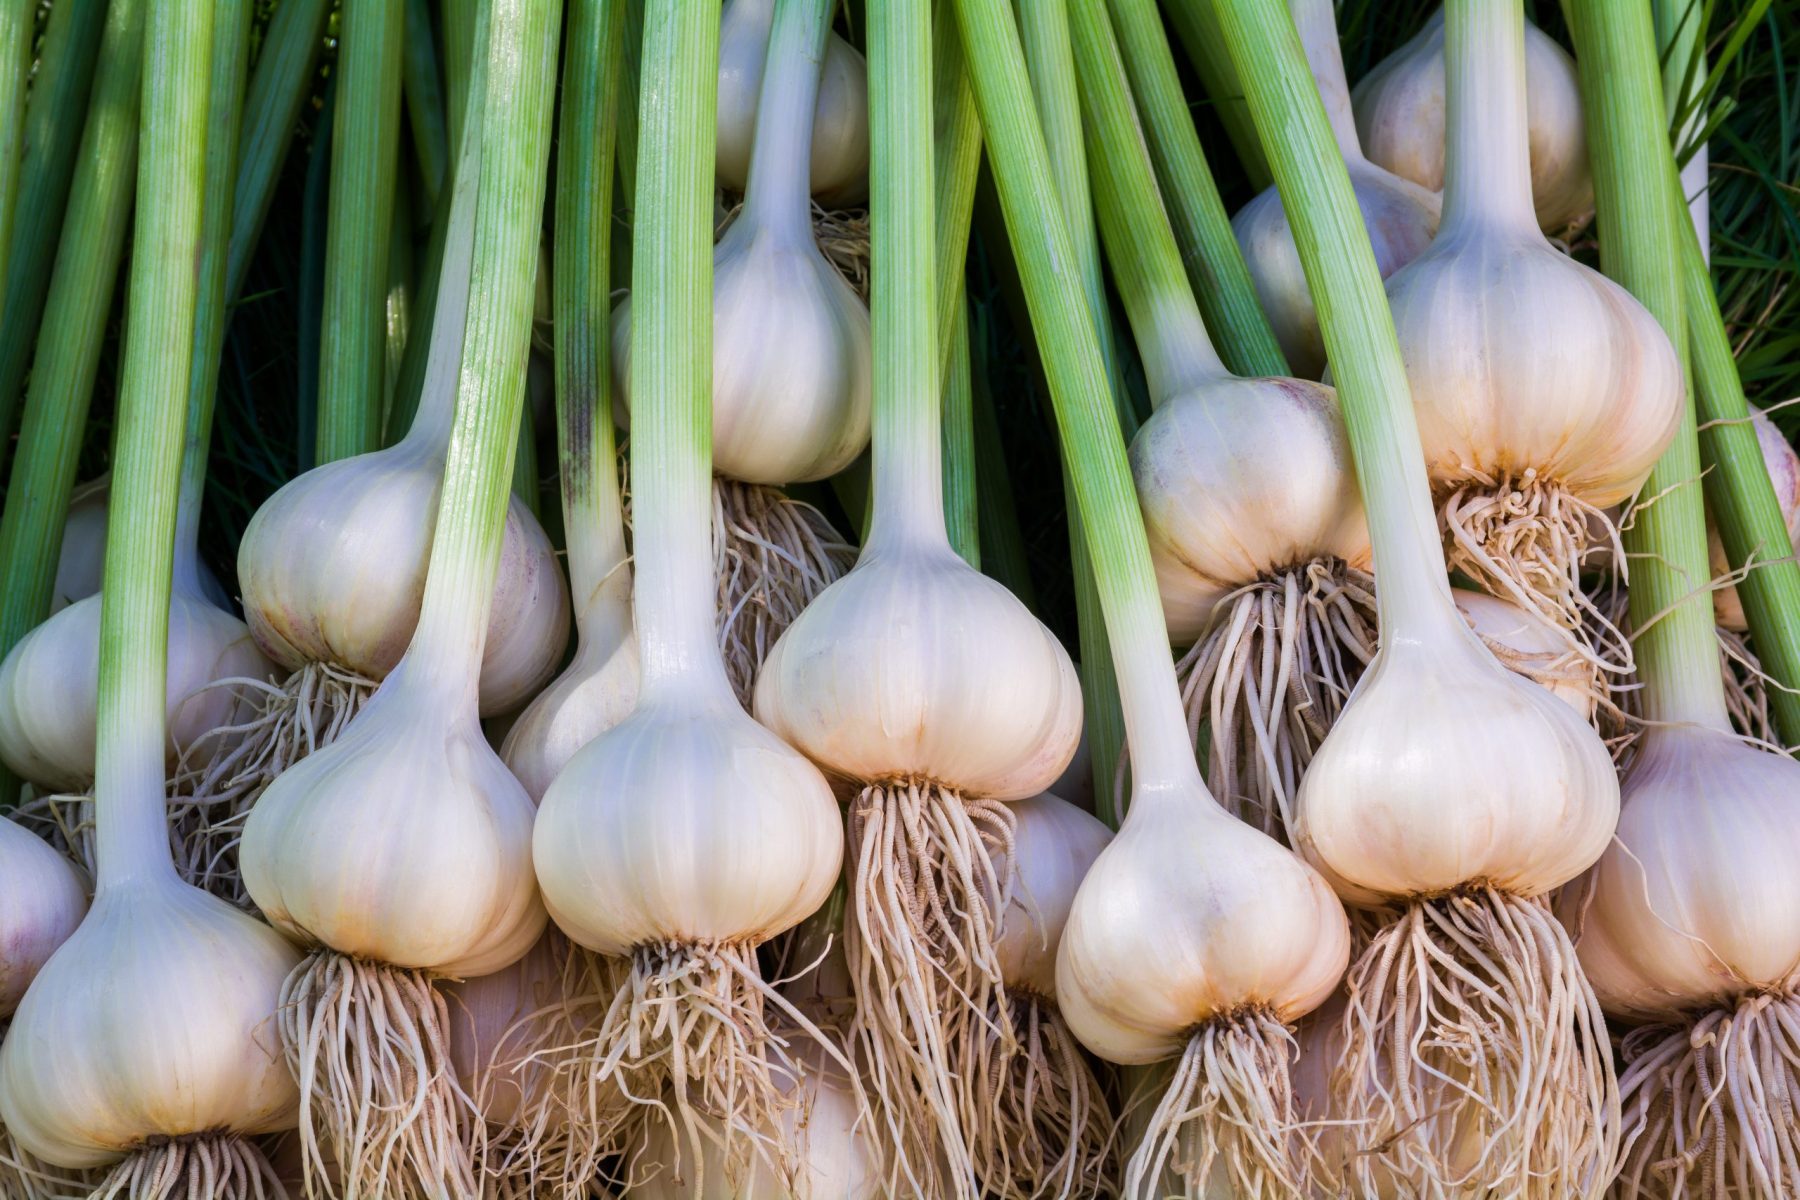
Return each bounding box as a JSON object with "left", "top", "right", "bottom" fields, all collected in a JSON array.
[
  {"left": 1293, "top": 614, "right": 1618, "bottom": 903},
  {"left": 994, "top": 793, "right": 1111, "bottom": 997},
  {"left": 0, "top": 819, "right": 87, "bottom": 1015},
  {"left": 754, "top": 543, "right": 1082, "bottom": 799},
  {"left": 1233, "top": 163, "right": 1439, "bottom": 380},
  {"left": 716, "top": 0, "right": 870, "bottom": 207},
  {"left": 500, "top": 575, "right": 640, "bottom": 802},
  {"left": 236, "top": 445, "right": 570, "bottom": 715},
  {"left": 1352, "top": 10, "right": 1592, "bottom": 233},
  {"left": 1711, "top": 406, "right": 1800, "bottom": 631},
  {"left": 0, "top": 590, "right": 271, "bottom": 792},
  {"left": 1055, "top": 778, "right": 1349, "bottom": 1065},
  {"left": 612, "top": 218, "right": 872, "bottom": 486},
  {"left": 1453, "top": 587, "right": 1597, "bottom": 720},
  {"left": 1576, "top": 727, "right": 1800, "bottom": 1022},
  {"left": 0, "top": 881, "right": 300, "bottom": 1168},
  {"left": 446, "top": 934, "right": 561, "bottom": 1129},
  {"left": 1385, "top": 228, "right": 1682, "bottom": 513},
  {"left": 241, "top": 664, "right": 546, "bottom": 977},
  {"left": 1132, "top": 375, "right": 1370, "bottom": 643},
  {"left": 633, "top": 1037, "right": 879, "bottom": 1200},
  {"left": 533, "top": 690, "right": 842, "bottom": 956},
  {"left": 51, "top": 476, "right": 110, "bottom": 613}
]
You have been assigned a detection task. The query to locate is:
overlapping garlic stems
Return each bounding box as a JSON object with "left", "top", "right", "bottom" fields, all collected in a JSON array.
[
  {"left": 1230, "top": 0, "right": 1439, "bottom": 380},
  {"left": 1385, "top": 0, "right": 1680, "bottom": 674},
  {"left": 0, "top": 8, "right": 301, "bottom": 1193},
  {"left": 238, "top": 4, "right": 561, "bottom": 1192},
  {"left": 1351, "top": 7, "right": 1592, "bottom": 233},
  {"left": 1217, "top": 1, "right": 1624, "bottom": 1192},
  {"left": 532, "top": 4, "right": 847, "bottom": 1184},
  {"left": 500, "top": 0, "right": 637, "bottom": 802},
  {"left": 716, "top": 0, "right": 869, "bottom": 205},
  {"left": 951, "top": 3, "right": 1350, "bottom": 1197}
]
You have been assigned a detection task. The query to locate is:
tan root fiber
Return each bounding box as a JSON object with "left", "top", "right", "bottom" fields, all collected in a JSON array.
[
  {"left": 1176, "top": 562, "right": 1378, "bottom": 843},
  {"left": 712, "top": 480, "right": 855, "bottom": 708},
  {"left": 280, "top": 951, "right": 478, "bottom": 1200},
  {"left": 848, "top": 779, "right": 1018, "bottom": 1195},
  {"left": 1440, "top": 471, "right": 1632, "bottom": 674},
  {"left": 1333, "top": 887, "right": 1620, "bottom": 1198},
  {"left": 0, "top": 1119, "right": 89, "bottom": 1200},
  {"left": 1613, "top": 989, "right": 1800, "bottom": 1199},
  {"left": 1124, "top": 1009, "right": 1307, "bottom": 1200},
  {"left": 956, "top": 990, "right": 1115, "bottom": 1199},
  {"left": 90, "top": 1135, "right": 283, "bottom": 1200}
]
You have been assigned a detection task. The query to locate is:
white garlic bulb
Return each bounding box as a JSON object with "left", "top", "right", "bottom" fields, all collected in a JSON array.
[
  {"left": 1454, "top": 586, "right": 1597, "bottom": 721},
  {"left": 241, "top": 658, "right": 547, "bottom": 978},
  {"left": 1232, "top": 0, "right": 1441, "bottom": 379},
  {"left": 1352, "top": 8, "right": 1592, "bottom": 233},
  {"left": 50, "top": 475, "right": 111, "bottom": 613},
  {"left": 995, "top": 792, "right": 1111, "bottom": 999},
  {"left": 0, "top": 818, "right": 86, "bottom": 1016},
  {"left": 1710, "top": 406, "right": 1800, "bottom": 632},
  {"left": 0, "top": 587, "right": 271, "bottom": 793},
  {"left": 755, "top": 541, "right": 1083, "bottom": 799},
  {"left": 1133, "top": 374, "right": 1370, "bottom": 644},
  {"left": 716, "top": 0, "right": 869, "bottom": 207}
]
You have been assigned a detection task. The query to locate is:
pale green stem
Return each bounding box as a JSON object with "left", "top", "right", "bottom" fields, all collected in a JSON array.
[
  {"left": 0, "top": 0, "right": 33, "bottom": 321},
  {"left": 403, "top": 0, "right": 449, "bottom": 210},
  {"left": 740, "top": 0, "right": 831, "bottom": 243},
  {"left": 1165, "top": 0, "right": 1270, "bottom": 189},
  {"left": 943, "top": 295, "right": 979, "bottom": 568},
  {"left": 1441, "top": 0, "right": 1538, "bottom": 239}
]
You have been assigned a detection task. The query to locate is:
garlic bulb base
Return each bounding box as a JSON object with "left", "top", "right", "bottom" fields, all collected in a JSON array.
[
  {"left": 1331, "top": 889, "right": 1618, "bottom": 1196},
  {"left": 279, "top": 952, "right": 477, "bottom": 1199},
  {"left": 1122, "top": 1010, "right": 1305, "bottom": 1199},
  {"left": 91, "top": 1133, "right": 283, "bottom": 1200},
  {"left": 1613, "top": 990, "right": 1800, "bottom": 1200}
]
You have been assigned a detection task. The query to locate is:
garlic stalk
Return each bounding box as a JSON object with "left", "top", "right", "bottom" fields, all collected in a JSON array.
[
  {"left": 754, "top": 5, "right": 1082, "bottom": 1192},
  {"left": 1217, "top": 0, "right": 1624, "bottom": 1192},
  {"left": 1382, "top": 0, "right": 1682, "bottom": 675},
  {"left": 1563, "top": 3, "right": 1800, "bottom": 1193},
  {"left": 716, "top": 0, "right": 869, "bottom": 206},
  {"left": 0, "top": 8, "right": 304, "bottom": 1194},
  {"left": 611, "top": 0, "right": 868, "bottom": 707},
  {"left": 532, "top": 1, "right": 846, "bottom": 1180},
  {"left": 1071, "top": 0, "right": 1373, "bottom": 843},
  {"left": 239, "top": 4, "right": 562, "bottom": 1192},
  {"left": 1230, "top": 0, "right": 1440, "bottom": 379},
  {"left": 950, "top": 2, "right": 1351, "bottom": 1196},
  {"left": 231, "top": 45, "right": 569, "bottom": 788},
  {"left": 499, "top": 0, "right": 638, "bottom": 803},
  {"left": 1352, "top": 7, "right": 1593, "bottom": 234}
]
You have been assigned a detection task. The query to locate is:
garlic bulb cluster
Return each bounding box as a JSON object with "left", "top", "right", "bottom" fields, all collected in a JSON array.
[
  {"left": 1382, "top": 0, "right": 1680, "bottom": 658},
  {"left": 0, "top": 569, "right": 271, "bottom": 793},
  {"left": 716, "top": 0, "right": 869, "bottom": 207},
  {"left": 1352, "top": 8, "right": 1592, "bottom": 233},
  {"left": 1232, "top": 0, "right": 1440, "bottom": 379},
  {"left": 1711, "top": 405, "right": 1800, "bottom": 631},
  {"left": 0, "top": 818, "right": 86, "bottom": 1016}
]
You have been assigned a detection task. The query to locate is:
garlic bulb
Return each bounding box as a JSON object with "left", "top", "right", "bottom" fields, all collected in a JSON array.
[
  {"left": 716, "top": 0, "right": 869, "bottom": 207},
  {"left": 612, "top": 3, "right": 871, "bottom": 487},
  {"left": 1352, "top": 8, "right": 1592, "bottom": 233},
  {"left": 1382, "top": 0, "right": 1681, "bottom": 662},
  {"left": 1232, "top": 0, "right": 1440, "bottom": 379},
  {"left": 0, "top": 581, "right": 271, "bottom": 794},
  {"left": 0, "top": 818, "right": 86, "bottom": 1016},
  {"left": 1711, "top": 405, "right": 1800, "bottom": 631},
  {"left": 1454, "top": 586, "right": 1598, "bottom": 721},
  {"left": 50, "top": 475, "right": 110, "bottom": 612},
  {"left": 632, "top": 1035, "right": 880, "bottom": 1200}
]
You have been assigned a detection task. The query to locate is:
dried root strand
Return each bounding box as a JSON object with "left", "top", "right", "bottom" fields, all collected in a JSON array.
[
  {"left": 848, "top": 779, "right": 1018, "bottom": 1200},
  {"left": 712, "top": 479, "right": 855, "bottom": 709},
  {"left": 957, "top": 990, "right": 1116, "bottom": 1200},
  {"left": 1333, "top": 888, "right": 1620, "bottom": 1198},
  {"left": 0, "top": 1119, "right": 91, "bottom": 1200},
  {"left": 1124, "top": 1009, "right": 1307, "bottom": 1200},
  {"left": 279, "top": 950, "right": 478, "bottom": 1200},
  {"left": 90, "top": 1134, "right": 282, "bottom": 1200},
  {"left": 1614, "top": 989, "right": 1800, "bottom": 1199},
  {"left": 1440, "top": 471, "right": 1633, "bottom": 675},
  {"left": 1176, "top": 561, "right": 1377, "bottom": 843}
]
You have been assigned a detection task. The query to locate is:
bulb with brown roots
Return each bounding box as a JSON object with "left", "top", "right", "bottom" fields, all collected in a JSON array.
[{"left": 950, "top": 793, "right": 1115, "bottom": 1200}]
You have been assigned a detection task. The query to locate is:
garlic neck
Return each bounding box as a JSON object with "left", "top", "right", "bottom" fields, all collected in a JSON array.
[
  {"left": 738, "top": 0, "right": 829, "bottom": 244},
  {"left": 1637, "top": 621, "right": 1734, "bottom": 735},
  {"left": 1288, "top": 0, "right": 1364, "bottom": 165},
  {"left": 1440, "top": 0, "right": 1539, "bottom": 239},
  {"left": 93, "top": 713, "right": 180, "bottom": 895},
  {"left": 1138, "top": 289, "right": 1231, "bottom": 411},
  {"left": 863, "top": 366, "right": 950, "bottom": 558},
  {"left": 634, "top": 467, "right": 735, "bottom": 707}
]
